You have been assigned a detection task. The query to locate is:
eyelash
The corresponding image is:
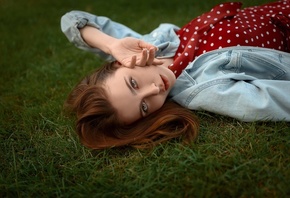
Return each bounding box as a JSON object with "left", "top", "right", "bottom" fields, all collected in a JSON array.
[
  {"left": 141, "top": 101, "right": 148, "bottom": 114},
  {"left": 130, "top": 77, "right": 138, "bottom": 89},
  {"left": 130, "top": 77, "right": 148, "bottom": 115}
]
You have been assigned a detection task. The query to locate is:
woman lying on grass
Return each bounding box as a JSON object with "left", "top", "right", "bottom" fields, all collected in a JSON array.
[{"left": 61, "top": 1, "right": 290, "bottom": 149}]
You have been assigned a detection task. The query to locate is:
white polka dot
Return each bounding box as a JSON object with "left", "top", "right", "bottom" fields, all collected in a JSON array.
[
  {"left": 219, "top": 36, "right": 222, "bottom": 40},
  {"left": 210, "top": 43, "right": 214, "bottom": 47},
  {"left": 188, "top": 45, "right": 192, "bottom": 48},
  {"left": 183, "top": 37, "right": 187, "bottom": 40},
  {"left": 236, "top": 34, "right": 240, "bottom": 37},
  {"left": 185, "top": 52, "right": 189, "bottom": 56},
  {"left": 227, "top": 39, "right": 231, "bottom": 43}
]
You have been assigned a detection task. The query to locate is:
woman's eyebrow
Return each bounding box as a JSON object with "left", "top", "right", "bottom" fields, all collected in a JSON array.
[{"left": 124, "top": 77, "right": 137, "bottom": 95}]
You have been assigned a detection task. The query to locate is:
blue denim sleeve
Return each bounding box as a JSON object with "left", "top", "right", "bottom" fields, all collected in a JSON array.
[
  {"left": 61, "top": 10, "right": 142, "bottom": 61},
  {"left": 142, "top": 24, "right": 180, "bottom": 58},
  {"left": 170, "top": 47, "right": 290, "bottom": 121},
  {"left": 60, "top": 10, "right": 180, "bottom": 61}
]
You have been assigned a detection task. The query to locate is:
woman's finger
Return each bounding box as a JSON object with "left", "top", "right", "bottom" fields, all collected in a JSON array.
[
  {"left": 138, "top": 49, "right": 148, "bottom": 66},
  {"left": 138, "top": 40, "right": 158, "bottom": 52},
  {"left": 128, "top": 55, "right": 137, "bottom": 68},
  {"left": 152, "top": 58, "right": 164, "bottom": 66},
  {"left": 146, "top": 48, "right": 156, "bottom": 65}
]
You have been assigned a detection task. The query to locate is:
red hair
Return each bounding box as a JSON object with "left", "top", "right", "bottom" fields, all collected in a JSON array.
[{"left": 65, "top": 62, "right": 199, "bottom": 149}]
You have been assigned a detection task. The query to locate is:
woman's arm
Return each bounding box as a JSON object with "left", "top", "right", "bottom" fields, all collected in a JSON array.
[
  {"left": 170, "top": 47, "right": 290, "bottom": 121},
  {"left": 61, "top": 10, "right": 162, "bottom": 67},
  {"left": 79, "top": 26, "right": 162, "bottom": 67}
]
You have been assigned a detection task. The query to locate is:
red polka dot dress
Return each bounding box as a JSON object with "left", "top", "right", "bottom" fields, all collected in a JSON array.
[{"left": 170, "top": 0, "right": 290, "bottom": 78}]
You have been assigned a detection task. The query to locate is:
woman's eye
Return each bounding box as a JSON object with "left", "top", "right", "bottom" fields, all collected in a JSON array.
[
  {"left": 141, "top": 101, "right": 148, "bottom": 113},
  {"left": 130, "top": 78, "right": 138, "bottom": 89}
]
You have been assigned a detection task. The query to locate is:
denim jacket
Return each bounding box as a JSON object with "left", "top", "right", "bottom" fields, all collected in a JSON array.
[{"left": 61, "top": 11, "right": 290, "bottom": 121}]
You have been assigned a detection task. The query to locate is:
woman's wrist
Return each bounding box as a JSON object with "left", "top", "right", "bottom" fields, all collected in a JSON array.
[{"left": 79, "top": 26, "right": 118, "bottom": 55}]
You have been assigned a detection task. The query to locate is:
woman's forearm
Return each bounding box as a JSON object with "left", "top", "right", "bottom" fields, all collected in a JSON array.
[
  {"left": 62, "top": 11, "right": 162, "bottom": 66},
  {"left": 79, "top": 26, "right": 117, "bottom": 55},
  {"left": 79, "top": 25, "right": 162, "bottom": 67}
]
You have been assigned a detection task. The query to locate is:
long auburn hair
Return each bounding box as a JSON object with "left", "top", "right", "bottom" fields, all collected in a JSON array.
[{"left": 65, "top": 62, "right": 199, "bottom": 149}]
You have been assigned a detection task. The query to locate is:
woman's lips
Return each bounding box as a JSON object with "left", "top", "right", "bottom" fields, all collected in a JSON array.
[{"left": 160, "top": 74, "right": 169, "bottom": 91}]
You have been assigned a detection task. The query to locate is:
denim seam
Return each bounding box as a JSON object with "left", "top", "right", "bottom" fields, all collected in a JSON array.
[
  {"left": 241, "top": 53, "right": 286, "bottom": 80},
  {"left": 185, "top": 78, "right": 232, "bottom": 106}
]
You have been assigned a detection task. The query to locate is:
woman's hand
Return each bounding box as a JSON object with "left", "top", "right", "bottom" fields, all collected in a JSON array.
[
  {"left": 109, "top": 37, "right": 163, "bottom": 67},
  {"left": 79, "top": 26, "right": 163, "bottom": 67}
]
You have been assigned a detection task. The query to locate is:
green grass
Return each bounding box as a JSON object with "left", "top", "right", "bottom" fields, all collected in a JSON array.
[{"left": 1, "top": 0, "right": 289, "bottom": 197}]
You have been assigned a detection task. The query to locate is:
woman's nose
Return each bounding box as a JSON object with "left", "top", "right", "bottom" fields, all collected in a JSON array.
[{"left": 140, "top": 83, "right": 160, "bottom": 98}]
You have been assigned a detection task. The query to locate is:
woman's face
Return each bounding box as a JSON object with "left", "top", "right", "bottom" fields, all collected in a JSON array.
[{"left": 104, "top": 63, "right": 176, "bottom": 124}]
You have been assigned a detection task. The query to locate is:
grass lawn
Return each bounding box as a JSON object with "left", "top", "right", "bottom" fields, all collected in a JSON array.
[{"left": 1, "top": 0, "right": 290, "bottom": 197}]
